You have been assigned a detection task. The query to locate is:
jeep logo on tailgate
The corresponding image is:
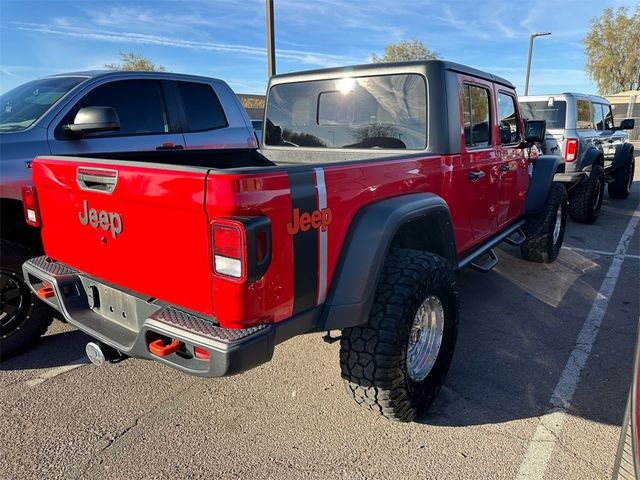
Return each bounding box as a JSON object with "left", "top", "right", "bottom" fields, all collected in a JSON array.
[{"left": 78, "top": 200, "right": 123, "bottom": 238}]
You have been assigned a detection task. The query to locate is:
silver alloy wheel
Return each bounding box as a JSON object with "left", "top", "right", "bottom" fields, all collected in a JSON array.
[
  {"left": 593, "top": 178, "right": 601, "bottom": 209},
  {"left": 406, "top": 295, "right": 444, "bottom": 382},
  {"left": 553, "top": 204, "right": 563, "bottom": 244}
]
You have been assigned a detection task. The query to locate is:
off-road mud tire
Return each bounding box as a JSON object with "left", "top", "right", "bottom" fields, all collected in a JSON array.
[
  {"left": 520, "top": 183, "right": 568, "bottom": 263},
  {"left": 1, "top": 240, "right": 54, "bottom": 360},
  {"left": 568, "top": 165, "right": 604, "bottom": 224},
  {"left": 339, "top": 249, "right": 459, "bottom": 422}
]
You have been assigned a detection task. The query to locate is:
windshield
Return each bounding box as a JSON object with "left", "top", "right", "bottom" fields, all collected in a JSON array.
[
  {"left": 519, "top": 100, "right": 567, "bottom": 129},
  {"left": 265, "top": 73, "right": 427, "bottom": 150},
  {"left": 0, "top": 76, "right": 86, "bottom": 132}
]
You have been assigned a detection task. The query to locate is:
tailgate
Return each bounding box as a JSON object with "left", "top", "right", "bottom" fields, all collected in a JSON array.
[{"left": 33, "top": 156, "right": 214, "bottom": 316}]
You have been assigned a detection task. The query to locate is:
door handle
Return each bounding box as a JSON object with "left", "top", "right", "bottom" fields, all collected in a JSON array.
[
  {"left": 156, "top": 142, "right": 184, "bottom": 150},
  {"left": 468, "top": 170, "right": 486, "bottom": 180},
  {"left": 501, "top": 163, "right": 512, "bottom": 172}
]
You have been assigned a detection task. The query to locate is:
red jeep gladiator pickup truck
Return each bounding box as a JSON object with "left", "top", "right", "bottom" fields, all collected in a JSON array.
[{"left": 22, "top": 61, "right": 567, "bottom": 422}]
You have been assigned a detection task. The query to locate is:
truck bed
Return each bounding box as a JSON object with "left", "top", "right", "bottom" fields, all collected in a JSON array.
[{"left": 73, "top": 147, "right": 419, "bottom": 170}]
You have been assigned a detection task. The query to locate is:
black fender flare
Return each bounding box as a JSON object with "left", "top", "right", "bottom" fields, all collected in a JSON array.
[
  {"left": 612, "top": 143, "right": 635, "bottom": 172},
  {"left": 320, "top": 193, "right": 456, "bottom": 331},
  {"left": 525, "top": 155, "right": 563, "bottom": 215},
  {"left": 580, "top": 146, "right": 604, "bottom": 171}
]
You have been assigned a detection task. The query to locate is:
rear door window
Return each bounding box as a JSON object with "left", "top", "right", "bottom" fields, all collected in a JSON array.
[
  {"left": 593, "top": 103, "right": 605, "bottom": 130},
  {"left": 462, "top": 83, "right": 491, "bottom": 148},
  {"left": 576, "top": 100, "right": 593, "bottom": 129},
  {"left": 177, "top": 81, "right": 228, "bottom": 132},
  {"left": 265, "top": 74, "right": 427, "bottom": 150}
]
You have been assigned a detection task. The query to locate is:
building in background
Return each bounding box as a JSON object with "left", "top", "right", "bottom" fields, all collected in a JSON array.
[{"left": 606, "top": 90, "right": 639, "bottom": 146}]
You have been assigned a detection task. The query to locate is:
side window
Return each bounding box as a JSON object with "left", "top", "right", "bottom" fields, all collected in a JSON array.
[
  {"left": 177, "top": 82, "right": 228, "bottom": 132},
  {"left": 593, "top": 103, "right": 605, "bottom": 131},
  {"left": 576, "top": 100, "right": 593, "bottom": 129},
  {"left": 604, "top": 104, "right": 615, "bottom": 130},
  {"left": 58, "top": 80, "right": 169, "bottom": 138},
  {"left": 463, "top": 83, "right": 491, "bottom": 148},
  {"left": 497, "top": 92, "right": 520, "bottom": 144}
]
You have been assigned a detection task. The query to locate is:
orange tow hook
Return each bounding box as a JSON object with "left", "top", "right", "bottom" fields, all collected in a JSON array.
[
  {"left": 37, "top": 284, "right": 55, "bottom": 299},
  {"left": 149, "top": 338, "right": 181, "bottom": 357}
]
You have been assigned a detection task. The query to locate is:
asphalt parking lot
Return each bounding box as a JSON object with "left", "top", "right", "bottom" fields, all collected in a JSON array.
[{"left": 2, "top": 166, "right": 639, "bottom": 480}]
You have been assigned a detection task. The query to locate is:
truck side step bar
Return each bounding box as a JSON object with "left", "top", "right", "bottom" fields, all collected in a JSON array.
[
  {"left": 457, "top": 219, "right": 527, "bottom": 271},
  {"left": 505, "top": 228, "right": 526, "bottom": 247},
  {"left": 470, "top": 249, "right": 498, "bottom": 273}
]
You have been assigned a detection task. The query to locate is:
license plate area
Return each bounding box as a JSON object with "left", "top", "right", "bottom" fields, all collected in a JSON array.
[{"left": 84, "top": 280, "right": 138, "bottom": 331}]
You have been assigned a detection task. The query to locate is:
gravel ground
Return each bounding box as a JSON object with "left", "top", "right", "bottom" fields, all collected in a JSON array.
[{"left": 1, "top": 165, "right": 639, "bottom": 480}]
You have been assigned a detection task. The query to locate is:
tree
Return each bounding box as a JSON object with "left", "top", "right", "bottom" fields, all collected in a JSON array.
[
  {"left": 583, "top": 6, "right": 640, "bottom": 95},
  {"left": 105, "top": 51, "right": 167, "bottom": 72},
  {"left": 237, "top": 94, "right": 266, "bottom": 110},
  {"left": 372, "top": 38, "right": 440, "bottom": 63}
]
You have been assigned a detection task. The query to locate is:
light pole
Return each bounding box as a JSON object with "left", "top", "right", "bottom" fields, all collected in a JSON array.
[
  {"left": 266, "top": 0, "right": 276, "bottom": 77},
  {"left": 524, "top": 32, "right": 551, "bottom": 95}
]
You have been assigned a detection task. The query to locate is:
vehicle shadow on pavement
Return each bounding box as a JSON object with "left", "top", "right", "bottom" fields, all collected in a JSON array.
[
  {"left": 419, "top": 190, "right": 639, "bottom": 429},
  {"left": 0, "top": 327, "right": 90, "bottom": 371}
]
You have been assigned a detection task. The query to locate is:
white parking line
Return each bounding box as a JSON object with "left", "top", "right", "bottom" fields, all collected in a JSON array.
[
  {"left": 25, "top": 358, "right": 87, "bottom": 387},
  {"left": 563, "top": 246, "right": 640, "bottom": 260},
  {"left": 516, "top": 197, "right": 640, "bottom": 480}
]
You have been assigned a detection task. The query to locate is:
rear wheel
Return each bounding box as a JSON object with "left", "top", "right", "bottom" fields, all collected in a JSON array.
[
  {"left": 568, "top": 165, "right": 605, "bottom": 224},
  {"left": 339, "top": 249, "right": 459, "bottom": 422},
  {"left": 521, "top": 183, "right": 568, "bottom": 263},
  {"left": 0, "top": 240, "right": 54, "bottom": 360},
  {"left": 609, "top": 155, "right": 635, "bottom": 199}
]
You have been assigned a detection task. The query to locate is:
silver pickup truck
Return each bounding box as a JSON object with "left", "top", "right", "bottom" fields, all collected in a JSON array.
[
  {"left": 0, "top": 70, "right": 257, "bottom": 359},
  {"left": 520, "top": 93, "right": 635, "bottom": 224}
]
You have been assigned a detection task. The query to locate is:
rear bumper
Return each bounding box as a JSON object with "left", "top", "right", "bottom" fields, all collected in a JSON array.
[{"left": 22, "top": 256, "right": 315, "bottom": 377}]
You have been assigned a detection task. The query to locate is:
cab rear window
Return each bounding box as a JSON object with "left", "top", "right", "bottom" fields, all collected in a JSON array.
[{"left": 265, "top": 74, "right": 427, "bottom": 150}]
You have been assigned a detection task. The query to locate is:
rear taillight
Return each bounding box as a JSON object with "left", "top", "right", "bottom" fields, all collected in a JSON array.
[
  {"left": 565, "top": 139, "right": 579, "bottom": 162},
  {"left": 212, "top": 221, "right": 245, "bottom": 279},
  {"left": 211, "top": 217, "right": 271, "bottom": 283},
  {"left": 21, "top": 185, "right": 41, "bottom": 227}
]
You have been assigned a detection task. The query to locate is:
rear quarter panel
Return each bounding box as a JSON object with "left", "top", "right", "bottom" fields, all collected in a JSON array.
[{"left": 207, "top": 154, "right": 474, "bottom": 327}]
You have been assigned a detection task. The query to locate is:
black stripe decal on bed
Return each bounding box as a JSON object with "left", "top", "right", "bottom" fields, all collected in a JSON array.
[{"left": 288, "top": 170, "right": 319, "bottom": 314}]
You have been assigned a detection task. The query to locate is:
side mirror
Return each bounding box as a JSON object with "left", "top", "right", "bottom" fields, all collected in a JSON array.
[
  {"left": 619, "top": 118, "right": 635, "bottom": 130},
  {"left": 525, "top": 119, "right": 546, "bottom": 143},
  {"left": 63, "top": 106, "right": 120, "bottom": 136}
]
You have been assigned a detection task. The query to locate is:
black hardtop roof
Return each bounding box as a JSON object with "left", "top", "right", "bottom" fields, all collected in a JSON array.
[{"left": 269, "top": 60, "right": 515, "bottom": 89}]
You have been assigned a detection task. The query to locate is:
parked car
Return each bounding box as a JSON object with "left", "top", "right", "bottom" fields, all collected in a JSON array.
[
  {"left": 22, "top": 60, "right": 567, "bottom": 422},
  {"left": 519, "top": 93, "right": 635, "bottom": 224},
  {"left": 0, "top": 70, "right": 257, "bottom": 359},
  {"left": 613, "top": 328, "right": 640, "bottom": 479}
]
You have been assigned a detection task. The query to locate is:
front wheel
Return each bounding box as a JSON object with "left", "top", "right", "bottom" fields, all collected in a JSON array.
[
  {"left": 520, "top": 183, "right": 568, "bottom": 263},
  {"left": 339, "top": 249, "right": 459, "bottom": 422},
  {"left": 0, "top": 240, "right": 55, "bottom": 360}
]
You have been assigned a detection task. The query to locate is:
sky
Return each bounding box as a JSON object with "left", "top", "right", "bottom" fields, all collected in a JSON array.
[{"left": 0, "top": 0, "right": 637, "bottom": 96}]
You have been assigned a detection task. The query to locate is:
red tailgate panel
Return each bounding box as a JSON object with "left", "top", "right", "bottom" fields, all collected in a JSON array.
[{"left": 34, "top": 157, "right": 214, "bottom": 316}]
